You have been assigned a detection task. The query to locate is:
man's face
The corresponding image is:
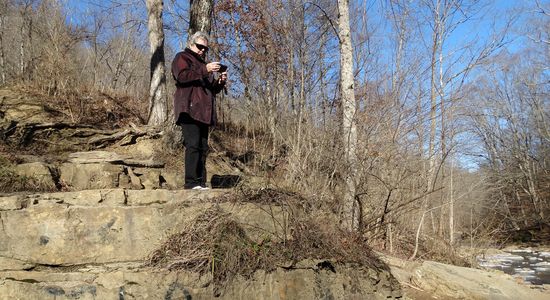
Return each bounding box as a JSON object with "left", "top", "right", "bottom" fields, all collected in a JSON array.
[{"left": 191, "top": 38, "right": 209, "bottom": 58}]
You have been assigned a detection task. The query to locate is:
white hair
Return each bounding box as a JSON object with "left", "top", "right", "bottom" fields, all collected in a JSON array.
[{"left": 187, "top": 31, "right": 210, "bottom": 48}]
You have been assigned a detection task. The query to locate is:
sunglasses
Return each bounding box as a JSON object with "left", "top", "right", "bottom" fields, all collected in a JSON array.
[{"left": 195, "top": 43, "right": 209, "bottom": 52}]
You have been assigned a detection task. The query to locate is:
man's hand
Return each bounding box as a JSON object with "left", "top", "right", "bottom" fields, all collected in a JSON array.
[
  {"left": 206, "top": 62, "right": 220, "bottom": 73},
  {"left": 219, "top": 72, "right": 228, "bottom": 84}
]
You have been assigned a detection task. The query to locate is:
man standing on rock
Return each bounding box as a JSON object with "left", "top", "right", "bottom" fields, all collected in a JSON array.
[{"left": 172, "top": 31, "right": 227, "bottom": 190}]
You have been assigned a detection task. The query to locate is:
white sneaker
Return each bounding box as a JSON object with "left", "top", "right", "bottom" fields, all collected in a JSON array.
[{"left": 191, "top": 186, "right": 210, "bottom": 191}]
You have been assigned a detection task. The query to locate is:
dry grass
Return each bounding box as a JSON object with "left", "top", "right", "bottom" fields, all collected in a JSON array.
[
  {"left": 219, "top": 187, "right": 309, "bottom": 207},
  {"left": 149, "top": 190, "right": 384, "bottom": 293},
  {"left": 417, "top": 238, "right": 472, "bottom": 267},
  {"left": 6, "top": 85, "right": 146, "bottom": 128}
]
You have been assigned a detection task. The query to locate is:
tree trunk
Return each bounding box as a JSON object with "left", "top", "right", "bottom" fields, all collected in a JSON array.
[
  {"left": 19, "top": 13, "right": 25, "bottom": 77},
  {"left": 146, "top": 0, "right": 168, "bottom": 126},
  {"left": 287, "top": 0, "right": 296, "bottom": 115},
  {"left": 296, "top": 4, "right": 306, "bottom": 155},
  {"left": 338, "top": 0, "right": 359, "bottom": 231},
  {"left": 449, "top": 156, "right": 455, "bottom": 245},
  {"left": 188, "top": 0, "right": 213, "bottom": 36},
  {"left": 437, "top": 4, "right": 449, "bottom": 237},
  {"left": 319, "top": 28, "right": 327, "bottom": 129},
  {"left": 26, "top": 9, "right": 32, "bottom": 81},
  {"left": 413, "top": 0, "right": 442, "bottom": 259},
  {"left": 427, "top": 14, "right": 439, "bottom": 196}
]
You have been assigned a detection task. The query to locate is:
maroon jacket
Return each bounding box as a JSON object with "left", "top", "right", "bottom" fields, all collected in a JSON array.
[{"left": 171, "top": 48, "right": 225, "bottom": 125}]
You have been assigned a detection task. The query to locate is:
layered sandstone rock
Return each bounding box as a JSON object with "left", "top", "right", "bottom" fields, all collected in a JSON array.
[{"left": 0, "top": 189, "right": 402, "bottom": 299}]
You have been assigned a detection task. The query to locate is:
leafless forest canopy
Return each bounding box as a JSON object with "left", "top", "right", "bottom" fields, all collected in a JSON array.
[{"left": 0, "top": 0, "right": 548, "bottom": 253}]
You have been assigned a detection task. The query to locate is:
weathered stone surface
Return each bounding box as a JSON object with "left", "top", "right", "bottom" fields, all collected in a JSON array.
[
  {"left": 0, "top": 257, "right": 35, "bottom": 271},
  {"left": 127, "top": 167, "right": 143, "bottom": 189},
  {"left": 46, "top": 190, "right": 93, "bottom": 206},
  {"left": 160, "top": 170, "right": 184, "bottom": 189},
  {"left": 59, "top": 163, "right": 123, "bottom": 190},
  {"left": 61, "top": 151, "right": 167, "bottom": 190},
  {"left": 412, "top": 261, "right": 549, "bottom": 300},
  {"left": 118, "top": 173, "right": 131, "bottom": 189},
  {"left": 22, "top": 189, "right": 125, "bottom": 207},
  {"left": 125, "top": 189, "right": 167, "bottom": 206},
  {"left": 126, "top": 189, "right": 171, "bottom": 206},
  {"left": 1, "top": 270, "right": 98, "bottom": 283},
  {"left": 0, "top": 195, "right": 28, "bottom": 210},
  {"left": 0, "top": 262, "right": 402, "bottom": 299},
  {"left": 14, "top": 162, "right": 56, "bottom": 188},
  {"left": 225, "top": 264, "right": 401, "bottom": 300},
  {"left": 380, "top": 252, "right": 550, "bottom": 300},
  {"left": 0, "top": 186, "right": 402, "bottom": 299},
  {"left": 118, "top": 138, "right": 157, "bottom": 159},
  {"left": 0, "top": 190, "right": 284, "bottom": 265},
  {"left": 125, "top": 189, "right": 224, "bottom": 206},
  {"left": 98, "top": 189, "right": 127, "bottom": 206},
  {"left": 0, "top": 204, "right": 185, "bottom": 265},
  {"left": 68, "top": 151, "right": 127, "bottom": 164},
  {"left": 134, "top": 167, "right": 161, "bottom": 189},
  {"left": 0, "top": 280, "right": 101, "bottom": 300},
  {"left": 14, "top": 162, "right": 50, "bottom": 177},
  {"left": 122, "top": 159, "right": 164, "bottom": 168}
]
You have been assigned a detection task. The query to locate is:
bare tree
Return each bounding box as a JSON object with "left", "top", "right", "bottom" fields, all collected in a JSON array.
[
  {"left": 18, "top": 0, "right": 35, "bottom": 79},
  {"left": 338, "top": 0, "right": 359, "bottom": 230},
  {"left": 188, "top": 0, "right": 213, "bottom": 36},
  {"left": 468, "top": 49, "right": 549, "bottom": 229},
  {"left": 0, "top": 1, "right": 7, "bottom": 84},
  {"left": 146, "top": 0, "right": 168, "bottom": 126}
]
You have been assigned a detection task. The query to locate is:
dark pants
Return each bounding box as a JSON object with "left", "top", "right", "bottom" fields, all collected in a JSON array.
[{"left": 179, "top": 114, "right": 209, "bottom": 189}]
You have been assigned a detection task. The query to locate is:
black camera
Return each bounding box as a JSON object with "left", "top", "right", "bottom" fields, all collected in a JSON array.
[{"left": 218, "top": 64, "right": 228, "bottom": 72}]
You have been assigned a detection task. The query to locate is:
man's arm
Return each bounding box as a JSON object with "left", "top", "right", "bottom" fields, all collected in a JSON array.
[
  {"left": 211, "top": 80, "right": 225, "bottom": 94},
  {"left": 211, "top": 73, "right": 227, "bottom": 94},
  {"left": 171, "top": 53, "right": 208, "bottom": 84}
]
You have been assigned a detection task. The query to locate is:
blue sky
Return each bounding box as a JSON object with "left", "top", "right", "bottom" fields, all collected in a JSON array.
[{"left": 64, "top": 0, "right": 533, "bottom": 53}]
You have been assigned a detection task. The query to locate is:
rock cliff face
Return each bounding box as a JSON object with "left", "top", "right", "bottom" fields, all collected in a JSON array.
[
  {"left": 0, "top": 188, "right": 402, "bottom": 299},
  {"left": 13, "top": 151, "right": 179, "bottom": 191},
  {"left": 0, "top": 263, "right": 400, "bottom": 299}
]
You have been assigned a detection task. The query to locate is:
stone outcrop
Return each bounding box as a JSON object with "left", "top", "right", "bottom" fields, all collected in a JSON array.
[
  {"left": 8, "top": 151, "right": 182, "bottom": 191},
  {"left": 0, "top": 195, "right": 27, "bottom": 210},
  {"left": 0, "top": 188, "right": 403, "bottom": 299},
  {"left": 133, "top": 167, "right": 162, "bottom": 189},
  {"left": 59, "top": 151, "right": 170, "bottom": 190},
  {"left": 67, "top": 151, "right": 128, "bottom": 164},
  {"left": 14, "top": 162, "right": 56, "bottom": 189},
  {"left": 412, "top": 261, "right": 548, "bottom": 300},
  {"left": 0, "top": 261, "right": 400, "bottom": 299},
  {"left": 59, "top": 162, "right": 124, "bottom": 190},
  {"left": 0, "top": 189, "right": 288, "bottom": 266},
  {"left": 380, "top": 253, "right": 549, "bottom": 300}
]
